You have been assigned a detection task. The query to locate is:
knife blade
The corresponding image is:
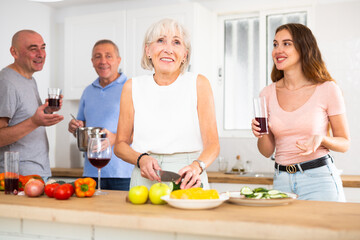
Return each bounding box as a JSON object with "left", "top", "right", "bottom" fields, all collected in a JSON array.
[{"left": 157, "top": 170, "right": 181, "bottom": 182}]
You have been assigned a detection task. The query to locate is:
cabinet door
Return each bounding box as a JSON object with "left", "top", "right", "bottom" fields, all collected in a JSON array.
[{"left": 64, "top": 11, "right": 126, "bottom": 99}]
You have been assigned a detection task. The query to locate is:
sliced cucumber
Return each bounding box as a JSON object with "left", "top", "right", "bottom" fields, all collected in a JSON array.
[
  {"left": 269, "top": 194, "right": 286, "bottom": 199},
  {"left": 254, "top": 192, "right": 263, "bottom": 199},
  {"left": 168, "top": 182, "right": 181, "bottom": 192},
  {"left": 268, "top": 190, "right": 280, "bottom": 195},
  {"left": 240, "top": 186, "right": 253, "bottom": 195},
  {"left": 253, "top": 187, "right": 268, "bottom": 193},
  {"left": 278, "top": 193, "right": 289, "bottom": 198},
  {"left": 241, "top": 187, "right": 289, "bottom": 199}
]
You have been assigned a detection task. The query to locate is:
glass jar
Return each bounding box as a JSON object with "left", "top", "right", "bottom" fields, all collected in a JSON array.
[{"left": 231, "top": 155, "right": 245, "bottom": 173}]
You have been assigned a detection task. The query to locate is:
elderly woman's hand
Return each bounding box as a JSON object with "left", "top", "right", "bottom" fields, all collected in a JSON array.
[
  {"left": 177, "top": 163, "right": 202, "bottom": 189},
  {"left": 139, "top": 155, "right": 161, "bottom": 182}
]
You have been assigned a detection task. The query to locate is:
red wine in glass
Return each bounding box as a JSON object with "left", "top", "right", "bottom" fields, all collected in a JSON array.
[
  {"left": 87, "top": 137, "right": 111, "bottom": 195},
  {"left": 5, "top": 178, "right": 19, "bottom": 195},
  {"left": 255, "top": 117, "right": 269, "bottom": 134},
  {"left": 88, "top": 158, "right": 110, "bottom": 169},
  {"left": 48, "top": 98, "right": 60, "bottom": 111}
]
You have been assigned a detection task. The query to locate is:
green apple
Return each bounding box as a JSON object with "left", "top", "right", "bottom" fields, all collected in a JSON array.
[
  {"left": 149, "top": 183, "right": 171, "bottom": 205},
  {"left": 128, "top": 185, "right": 149, "bottom": 204}
]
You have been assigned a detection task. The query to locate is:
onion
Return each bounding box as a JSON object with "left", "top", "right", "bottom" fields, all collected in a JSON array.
[{"left": 24, "top": 179, "right": 45, "bottom": 197}]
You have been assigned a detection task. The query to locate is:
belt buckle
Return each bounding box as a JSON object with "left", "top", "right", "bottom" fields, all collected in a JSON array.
[{"left": 286, "top": 165, "right": 297, "bottom": 174}]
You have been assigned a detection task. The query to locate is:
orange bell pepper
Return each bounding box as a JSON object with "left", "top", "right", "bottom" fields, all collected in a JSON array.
[
  {"left": 0, "top": 173, "right": 4, "bottom": 191},
  {"left": 74, "top": 178, "right": 96, "bottom": 197}
]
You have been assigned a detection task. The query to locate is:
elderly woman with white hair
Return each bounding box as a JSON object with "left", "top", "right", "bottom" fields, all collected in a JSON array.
[{"left": 114, "top": 18, "right": 219, "bottom": 190}]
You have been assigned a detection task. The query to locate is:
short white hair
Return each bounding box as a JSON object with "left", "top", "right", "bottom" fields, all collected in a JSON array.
[{"left": 141, "top": 18, "right": 191, "bottom": 74}]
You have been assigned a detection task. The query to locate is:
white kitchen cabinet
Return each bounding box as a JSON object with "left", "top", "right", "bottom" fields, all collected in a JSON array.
[
  {"left": 125, "top": 2, "right": 216, "bottom": 79},
  {"left": 64, "top": 11, "right": 126, "bottom": 99}
]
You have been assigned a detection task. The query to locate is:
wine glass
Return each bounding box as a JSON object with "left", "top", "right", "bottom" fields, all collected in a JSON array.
[{"left": 87, "top": 137, "right": 111, "bottom": 195}]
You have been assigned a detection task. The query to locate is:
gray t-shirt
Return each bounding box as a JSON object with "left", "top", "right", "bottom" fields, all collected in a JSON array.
[{"left": 0, "top": 67, "right": 51, "bottom": 177}]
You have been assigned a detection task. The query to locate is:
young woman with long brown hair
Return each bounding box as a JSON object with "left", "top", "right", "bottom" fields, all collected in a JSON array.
[{"left": 252, "top": 23, "right": 350, "bottom": 201}]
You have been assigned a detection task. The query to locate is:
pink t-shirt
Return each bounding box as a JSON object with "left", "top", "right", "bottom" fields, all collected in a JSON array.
[{"left": 260, "top": 81, "right": 345, "bottom": 165}]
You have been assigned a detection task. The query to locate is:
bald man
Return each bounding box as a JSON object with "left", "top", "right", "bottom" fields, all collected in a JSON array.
[{"left": 0, "top": 30, "right": 64, "bottom": 182}]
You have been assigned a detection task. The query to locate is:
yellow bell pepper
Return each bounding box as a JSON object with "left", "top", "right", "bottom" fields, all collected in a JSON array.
[{"left": 170, "top": 188, "right": 219, "bottom": 200}]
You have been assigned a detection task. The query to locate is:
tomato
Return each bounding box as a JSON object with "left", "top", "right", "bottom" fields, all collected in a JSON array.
[
  {"left": 64, "top": 183, "right": 75, "bottom": 196},
  {"left": 54, "top": 184, "right": 73, "bottom": 200},
  {"left": 44, "top": 183, "right": 60, "bottom": 198}
]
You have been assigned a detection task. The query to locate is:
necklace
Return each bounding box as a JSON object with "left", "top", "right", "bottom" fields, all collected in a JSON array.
[{"left": 283, "top": 81, "right": 315, "bottom": 91}]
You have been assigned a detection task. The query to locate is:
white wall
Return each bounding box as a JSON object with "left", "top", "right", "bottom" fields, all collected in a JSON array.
[
  {"left": 314, "top": 1, "right": 360, "bottom": 174},
  {"left": 0, "top": 0, "right": 57, "bottom": 166}
]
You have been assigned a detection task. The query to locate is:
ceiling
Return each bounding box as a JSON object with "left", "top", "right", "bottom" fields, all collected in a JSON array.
[
  {"left": 31, "top": 0, "right": 355, "bottom": 10},
  {"left": 31, "top": 0, "right": 133, "bottom": 8}
]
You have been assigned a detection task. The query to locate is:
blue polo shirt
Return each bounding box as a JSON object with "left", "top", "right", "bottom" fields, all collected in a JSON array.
[{"left": 77, "top": 73, "right": 134, "bottom": 178}]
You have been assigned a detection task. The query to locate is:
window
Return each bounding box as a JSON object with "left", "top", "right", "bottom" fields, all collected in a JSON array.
[
  {"left": 223, "top": 17, "right": 260, "bottom": 131},
  {"left": 217, "top": 10, "right": 308, "bottom": 137},
  {"left": 266, "top": 12, "right": 307, "bottom": 84}
]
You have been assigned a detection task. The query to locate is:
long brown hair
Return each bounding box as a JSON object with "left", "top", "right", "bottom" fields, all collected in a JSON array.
[{"left": 271, "top": 23, "right": 334, "bottom": 83}]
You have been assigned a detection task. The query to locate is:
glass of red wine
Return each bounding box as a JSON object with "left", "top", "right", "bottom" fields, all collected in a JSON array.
[
  {"left": 48, "top": 88, "right": 62, "bottom": 112},
  {"left": 87, "top": 137, "right": 111, "bottom": 195},
  {"left": 253, "top": 96, "right": 269, "bottom": 134},
  {"left": 4, "top": 151, "right": 19, "bottom": 195}
]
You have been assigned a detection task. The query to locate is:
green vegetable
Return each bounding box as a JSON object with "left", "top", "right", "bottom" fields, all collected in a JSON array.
[
  {"left": 253, "top": 187, "right": 268, "bottom": 193},
  {"left": 268, "top": 190, "right": 280, "bottom": 195},
  {"left": 240, "top": 186, "right": 289, "bottom": 199},
  {"left": 168, "top": 182, "right": 181, "bottom": 192},
  {"left": 240, "top": 186, "right": 253, "bottom": 195},
  {"left": 168, "top": 181, "right": 203, "bottom": 191},
  {"left": 55, "top": 180, "right": 66, "bottom": 185}
]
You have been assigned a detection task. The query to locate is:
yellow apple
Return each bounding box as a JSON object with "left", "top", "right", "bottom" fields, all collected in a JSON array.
[
  {"left": 149, "top": 183, "right": 171, "bottom": 205},
  {"left": 128, "top": 185, "right": 149, "bottom": 204}
]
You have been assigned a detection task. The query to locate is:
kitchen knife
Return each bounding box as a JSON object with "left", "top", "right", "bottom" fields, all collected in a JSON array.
[{"left": 157, "top": 170, "right": 181, "bottom": 182}]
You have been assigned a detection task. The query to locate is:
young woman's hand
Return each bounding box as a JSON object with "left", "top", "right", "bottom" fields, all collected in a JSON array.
[{"left": 296, "top": 135, "right": 324, "bottom": 155}]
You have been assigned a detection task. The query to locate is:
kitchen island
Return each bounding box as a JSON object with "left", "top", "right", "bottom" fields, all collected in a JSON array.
[
  {"left": 0, "top": 191, "right": 359, "bottom": 240},
  {"left": 51, "top": 168, "right": 360, "bottom": 187}
]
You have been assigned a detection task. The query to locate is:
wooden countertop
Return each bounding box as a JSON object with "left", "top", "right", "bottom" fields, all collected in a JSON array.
[
  {"left": 51, "top": 168, "right": 360, "bottom": 188},
  {"left": 1, "top": 191, "right": 359, "bottom": 239}
]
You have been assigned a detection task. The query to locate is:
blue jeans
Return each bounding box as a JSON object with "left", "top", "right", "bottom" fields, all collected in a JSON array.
[
  {"left": 273, "top": 156, "right": 345, "bottom": 202},
  {"left": 90, "top": 177, "right": 131, "bottom": 191}
]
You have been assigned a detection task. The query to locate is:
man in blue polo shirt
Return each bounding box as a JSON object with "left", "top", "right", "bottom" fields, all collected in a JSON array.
[{"left": 68, "top": 39, "right": 133, "bottom": 190}]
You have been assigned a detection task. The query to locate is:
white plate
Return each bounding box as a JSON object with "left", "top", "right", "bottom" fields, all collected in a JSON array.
[
  {"left": 161, "top": 193, "right": 229, "bottom": 210},
  {"left": 226, "top": 191, "right": 297, "bottom": 207}
]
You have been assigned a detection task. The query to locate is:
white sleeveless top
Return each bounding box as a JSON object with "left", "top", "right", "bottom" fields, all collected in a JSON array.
[{"left": 131, "top": 72, "right": 203, "bottom": 154}]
